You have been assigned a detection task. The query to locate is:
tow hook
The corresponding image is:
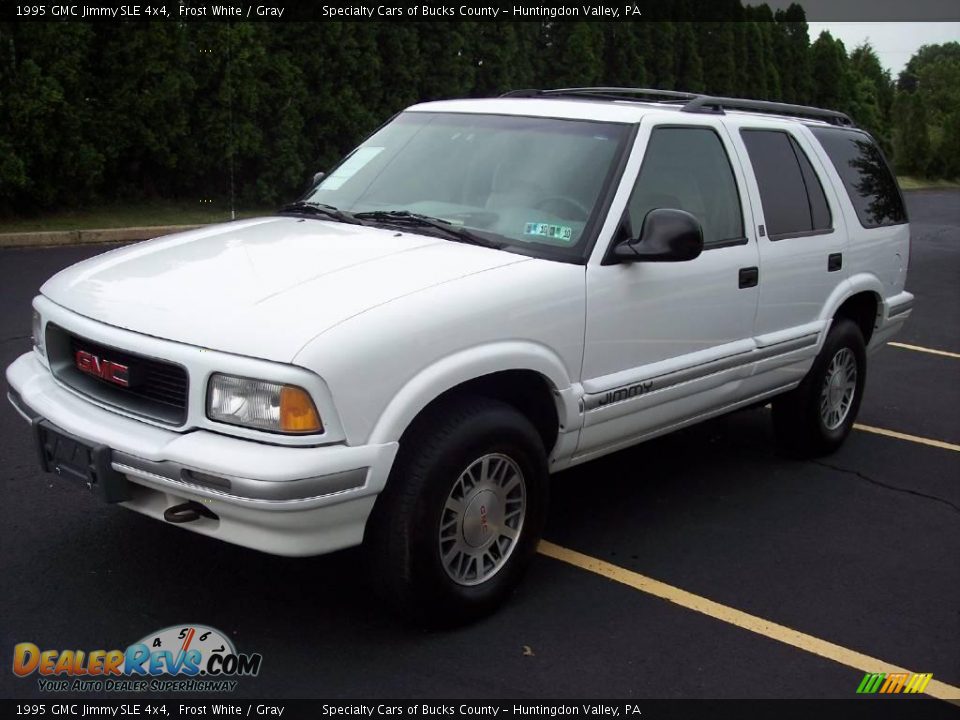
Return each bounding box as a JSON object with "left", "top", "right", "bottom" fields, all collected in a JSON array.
[{"left": 163, "top": 501, "right": 218, "bottom": 524}]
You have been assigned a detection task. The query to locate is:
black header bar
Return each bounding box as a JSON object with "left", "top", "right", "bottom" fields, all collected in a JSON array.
[{"left": 4, "top": 1, "right": 960, "bottom": 23}]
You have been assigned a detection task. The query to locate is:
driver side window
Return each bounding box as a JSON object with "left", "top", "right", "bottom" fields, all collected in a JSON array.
[{"left": 627, "top": 126, "right": 745, "bottom": 247}]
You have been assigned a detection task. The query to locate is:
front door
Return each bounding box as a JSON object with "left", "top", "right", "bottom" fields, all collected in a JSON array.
[{"left": 577, "top": 118, "right": 761, "bottom": 460}]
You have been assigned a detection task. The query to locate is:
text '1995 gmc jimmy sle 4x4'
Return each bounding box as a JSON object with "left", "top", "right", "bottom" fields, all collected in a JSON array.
[{"left": 7, "top": 88, "right": 913, "bottom": 623}]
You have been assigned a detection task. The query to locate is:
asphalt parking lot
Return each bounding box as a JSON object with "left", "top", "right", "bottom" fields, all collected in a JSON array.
[{"left": 1, "top": 190, "right": 957, "bottom": 702}]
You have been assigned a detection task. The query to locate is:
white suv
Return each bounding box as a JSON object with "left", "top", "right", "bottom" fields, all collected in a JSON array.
[{"left": 6, "top": 88, "right": 913, "bottom": 622}]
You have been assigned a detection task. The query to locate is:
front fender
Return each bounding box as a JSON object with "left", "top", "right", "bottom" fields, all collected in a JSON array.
[
  {"left": 367, "top": 341, "right": 579, "bottom": 446},
  {"left": 292, "top": 257, "right": 587, "bottom": 446}
]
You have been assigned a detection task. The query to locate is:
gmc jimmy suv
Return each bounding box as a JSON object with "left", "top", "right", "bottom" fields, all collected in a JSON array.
[{"left": 6, "top": 88, "right": 913, "bottom": 622}]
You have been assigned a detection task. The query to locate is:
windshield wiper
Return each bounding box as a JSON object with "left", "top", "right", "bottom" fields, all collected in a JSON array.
[
  {"left": 353, "top": 210, "right": 505, "bottom": 250},
  {"left": 279, "top": 201, "right": 364, "bottom": 225}
]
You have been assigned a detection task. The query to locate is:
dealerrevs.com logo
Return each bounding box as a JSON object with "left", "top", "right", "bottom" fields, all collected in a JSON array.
[{"left": 13, "top": 624, "right": 262, "bottom": 693}]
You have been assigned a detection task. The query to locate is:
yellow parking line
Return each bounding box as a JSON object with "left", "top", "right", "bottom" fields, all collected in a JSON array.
[
  {"left": 538, "top": 540, "right": 960, "bottom": 702},
  {"left": 854, "top": 424, "right": 960, "bottom": 453},
  {"left": 888, "top": 342, "right": 960, "bottom": 359}
]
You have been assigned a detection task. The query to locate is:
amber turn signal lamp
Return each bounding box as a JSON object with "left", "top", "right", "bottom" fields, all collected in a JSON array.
[{"left": 280, "top": 385, "right": 323, "bottom": 433}]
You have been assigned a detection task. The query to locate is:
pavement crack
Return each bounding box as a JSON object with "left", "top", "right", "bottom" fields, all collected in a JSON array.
[{"left": 812, "top": 459, "right": 960, "bottom": 514}]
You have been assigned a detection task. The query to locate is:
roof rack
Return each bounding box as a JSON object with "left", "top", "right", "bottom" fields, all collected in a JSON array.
[
  {"left": 503, "top": 87, "right": 699, "bottom": 103},
  {"left": 500, "top": 87, "right": 855, "bottom": 127}
]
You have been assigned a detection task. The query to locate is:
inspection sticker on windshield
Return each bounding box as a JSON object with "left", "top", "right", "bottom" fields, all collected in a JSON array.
[{"left": 524, "top": 222, "right": 573, "bottom": 242}]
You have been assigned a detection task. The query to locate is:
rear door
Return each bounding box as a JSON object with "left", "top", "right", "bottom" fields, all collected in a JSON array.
[{"left": 729, "top": 122, "right": 849, "bottom": 360}]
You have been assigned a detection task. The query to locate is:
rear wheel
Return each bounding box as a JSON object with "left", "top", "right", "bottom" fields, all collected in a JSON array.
[
  {"left": 365, "top": 396, "right": 548, "bottom": 625},
  {"left": 772, "top": 318, "right": 866, "bottom": 457}
]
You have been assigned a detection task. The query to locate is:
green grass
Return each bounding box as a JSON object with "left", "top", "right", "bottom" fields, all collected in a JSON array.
[
  {"left": 2, "top": 180, "right": 956, "bottom": 232},
  {"left": 897, "top": 176, "right": 960, "bottom": 191},
  {"left": 0, "top": 201, "right": 271, "bottom": 234}
]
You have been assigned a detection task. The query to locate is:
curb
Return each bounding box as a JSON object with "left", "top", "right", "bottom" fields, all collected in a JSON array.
[{"left": 0, "top": 224, "right": 205, "bottom": 249}]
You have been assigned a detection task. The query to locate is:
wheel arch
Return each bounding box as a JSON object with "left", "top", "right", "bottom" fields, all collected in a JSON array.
[
  {"left": 821, "top": 274, "right": 884, "bottom": 344},
  {"left": 367, "top": 341, "right": 576, "bottom": 454}
]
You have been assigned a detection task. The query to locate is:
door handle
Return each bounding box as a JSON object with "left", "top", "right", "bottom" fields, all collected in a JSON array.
[
  {"left": 739, "top": 266, "right": 759, "bottom": 289},
  {"left": 828, "top": 253, "right": 843, "bottom": 272}
]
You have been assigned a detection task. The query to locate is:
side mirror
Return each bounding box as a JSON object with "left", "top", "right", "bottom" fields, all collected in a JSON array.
[
  {"left": 308, "top": 171, "right": 325, "bottom": 190},
  {"left": 612, "top": 208, "right": 704, "bottom": 263}
]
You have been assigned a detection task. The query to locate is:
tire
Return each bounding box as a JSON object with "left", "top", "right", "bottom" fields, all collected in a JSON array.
[
  {"left": 772, "top": 318, "right": 866, "bottom": 457},
  {"left": 364, "top": 396, "right": 549, "bottom": 625}
]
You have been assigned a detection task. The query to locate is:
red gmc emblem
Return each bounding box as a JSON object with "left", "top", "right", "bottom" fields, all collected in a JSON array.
[{"left": 75, "top": 350, "right": 130, "bottom": 387}]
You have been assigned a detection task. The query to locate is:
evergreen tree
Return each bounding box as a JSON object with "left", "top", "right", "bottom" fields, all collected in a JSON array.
[
  {"left": 94, "top": 23, "right": 196, "bottom": 199},
  {"left": 810, "top": 32, "right": 849, "bottom": 110},
  {"left": 0, "top": 24, "right": 102, "bottom": 211},
  {"left": 851, "top": 44, "right": 894, "bottom": 119},
  {"left": 848, "top": 43, "right": 893, "bottom": 151},
  {"left": 697, "top": 23, "right": 736, "bottom": 95},
  {"left": 644, "top": 22, "right": 676, "bottom": 89},
  {"left": 470, "top": 23, "right": 525, "bottom": 97},
  {"left": 214, "top": 23, "right": 272, "bottom": 205},
  {"left": 738, "top": 5, "right": 779, "bottom": 98},
  {"left": 251, "top": 24, "right": 311, "bottom": 204},
  {"left": 673, "top": 22, "right": 703, "bottom": 92},
  {"left": 768, "top": 19, "right": 791, "bottom": 101},
  {"left": 758, "top": 20, "right": 782, "bottom": 100},
  {"left": 415, "top": 21, "right": 474, "bottom": 99},
  {"left": 850, "top": 77, "right": 883, "bottom": 139},
  {"left": 603, "top": 24, "right": 647, "bottom": 88},
  {"left": 743, "top": 23, "right": 768, "bottom": 98},
  {"left": 0, "top": 25, "right": 29, "bottom": 211},
  {"left": 731, "top": 21, "right": 749, "bottom": 96},
  {"left": 544, "top": 22, "right": 604, "bottom": 87},
  {"left": 895, "top": 92, "right": 932, "bottom": 176},
  {"left": 376, "top": 22, "right": 424, "bottom": 114},
  {"left": 519, "top": 22, "right": 550, "bottom": 87},
  {"left": 5, "top": 14, "right": 948, "bottom": 213},
  {"left": 938, "top": 110, "right": 960, "bottom": 179},
  {"left": 776, "top": 3, "right": 812, "bottom": 103}
]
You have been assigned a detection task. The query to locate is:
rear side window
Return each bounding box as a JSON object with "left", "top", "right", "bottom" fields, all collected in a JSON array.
[
  {"left": 740, "top": 129, "right": 832, "bottom": 239},
  {"left": 627, "top": 127, "right": 744, "bottom": 247},
  {"left": 794, "top": 138, "right": 832, "bottom": 230},
  {"left": 810, "top": 127, "right": 907, "bottom": 228}
]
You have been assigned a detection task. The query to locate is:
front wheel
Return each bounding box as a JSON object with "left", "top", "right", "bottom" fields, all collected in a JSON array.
[
  {"left": 365, "top": 396, "right": 548, "bottom": 625},
  {"left": 772, "top": 318, "right": 867, "bottom": 457}
]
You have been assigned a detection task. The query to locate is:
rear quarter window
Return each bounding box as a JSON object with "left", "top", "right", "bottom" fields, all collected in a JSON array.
[{"left": 809, "top": 127, "right": 907, "bottom": 229}]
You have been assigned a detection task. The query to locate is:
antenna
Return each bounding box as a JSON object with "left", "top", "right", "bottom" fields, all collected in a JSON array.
[{"left": 227, "top": 22, "right": 235, "bottom": 221}]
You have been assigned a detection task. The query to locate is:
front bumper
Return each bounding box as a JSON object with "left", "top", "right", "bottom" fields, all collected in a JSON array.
[{"left": 6, "top": 352, "right": 398, "bottom": 556}]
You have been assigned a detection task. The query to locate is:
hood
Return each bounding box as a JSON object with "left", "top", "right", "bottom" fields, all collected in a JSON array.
[{"left": 41, "top": 216, "right": 530, "bottom": 362}]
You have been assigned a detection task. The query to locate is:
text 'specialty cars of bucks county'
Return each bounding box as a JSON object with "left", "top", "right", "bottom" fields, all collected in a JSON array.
[{"left": 6, "top": 88, "right": 913, "bottom": 624}]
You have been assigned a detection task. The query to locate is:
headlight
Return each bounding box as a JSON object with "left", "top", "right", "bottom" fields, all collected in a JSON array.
[
  {"left": 32, "top": 309, "right": 45, "bottom": 356},
  {"left": 207, "top": 373, "right": 323, "bottom": 434}
]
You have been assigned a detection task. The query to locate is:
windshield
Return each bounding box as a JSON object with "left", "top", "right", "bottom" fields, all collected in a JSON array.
[{"left": 305, "top": 112, "right": 631, "bottom": 260}]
